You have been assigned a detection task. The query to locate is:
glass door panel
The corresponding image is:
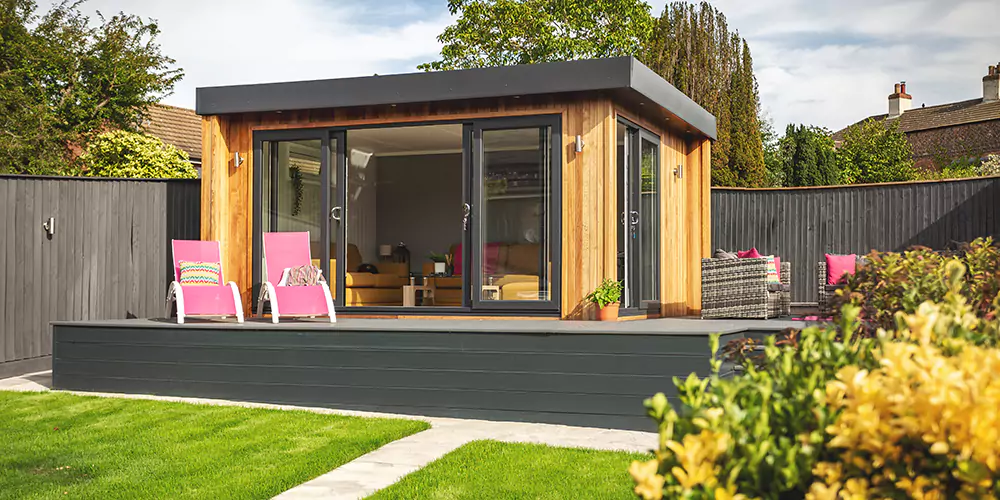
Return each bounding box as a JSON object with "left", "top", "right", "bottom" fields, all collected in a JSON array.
[
  {"left": 342, "top": 124, "right": 466, "bottom": 308},
  {"left": 639, "top": 134, "right": 660, "bottom": 305},
  {"left": 616, "top": 121, "right": 661, "bottom": 311},
  {"left": 617, "top": 124, "right": 636, "bottom": 307},
  {"left": 255, "top": 131, "right": 334, "bottom": 308},
  {"left": 472, "top": 118, "right": 559, "bottom": 310}
]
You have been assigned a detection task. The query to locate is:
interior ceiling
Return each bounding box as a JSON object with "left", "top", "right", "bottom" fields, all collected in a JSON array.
[
  {"left": 348, "top": 124, "right": 463, "bottom": 156},
  {"left": 348, "top": 125, "right": 541, "bottom": 157}
]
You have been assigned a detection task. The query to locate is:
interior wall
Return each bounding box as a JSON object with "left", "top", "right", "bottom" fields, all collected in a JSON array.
[{"left": 375, "top": 154, "right": 463, "bottom": 271}]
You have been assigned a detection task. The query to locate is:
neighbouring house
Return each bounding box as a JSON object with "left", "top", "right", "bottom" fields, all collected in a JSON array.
[
  {"left": 144, "top": 103, "right": 203, "bottom": 175},
  {"left": 195, "top": 57, "right": 716, "bottom": 319},
  {"left": 833, "top": 63, "right": 1000, "bottom": 170}
]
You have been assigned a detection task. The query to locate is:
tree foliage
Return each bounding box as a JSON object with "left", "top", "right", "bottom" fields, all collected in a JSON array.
[
  {"left": 640, "top": 2, "right": 765, "bottom": 187},
  {"left": 421, "top": 0, "right": 768, "bottom": 187},
  {"left": 78, "top": 130, "right": 196, "bottom": 179},
  {"left": 0, "top": 0, "right": 182, "bottom": 175},
  {"left": 419, "top": 0, "right": 654, "bottom": 71},
  {"left": 836, "top": 118, "right": 915, "bottom": 184},
  {"left": 778, "top": 124, "right": 839, "bottom": 187}
]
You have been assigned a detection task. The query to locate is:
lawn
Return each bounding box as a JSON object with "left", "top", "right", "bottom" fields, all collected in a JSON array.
[
  {"left": 0, "top": 391, "right": 428, "bottom": 500},
  {"left": 367, "top": 440, "right": 650, "bottom": 499}
]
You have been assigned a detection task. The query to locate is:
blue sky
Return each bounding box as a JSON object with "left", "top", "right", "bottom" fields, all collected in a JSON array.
[{"left": 73, "top": 0, "right": 1000, "bottom": 131}]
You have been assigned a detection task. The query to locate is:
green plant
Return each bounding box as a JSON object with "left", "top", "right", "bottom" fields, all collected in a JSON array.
[
  {"left": 77, "top": 130, "right": 197, "bottom": 179},
  {"left": 427, "top": 252, "right": 448, "bottom": 263},
  {"left": 632, "top": 273, "right": 1000, "bottom": 499},
  {"left": 831, "top": 238, "right": 1000, "bottom": 336},
  {"left": 586, "top": 279, "right": 623, "bottom": 308},
  {"left": 0, "top": 0, "right": 181, "bottom": 175},
  {"left": 836, "top": 118, "right": 915, "bottom": 184},
  {"left": 778, "top": 124, "right": 840, "bottom": 187},
  {"left": 420, "top": 0, "right": 655, "bottom": 71}
]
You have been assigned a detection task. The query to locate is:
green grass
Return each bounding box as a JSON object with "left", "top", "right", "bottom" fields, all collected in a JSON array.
[
  {"left": 367, "top": 440, "right": 651, "bottom": 500},
  {"left": 0, "top": 391, "right": 428, "bottom": 500}
]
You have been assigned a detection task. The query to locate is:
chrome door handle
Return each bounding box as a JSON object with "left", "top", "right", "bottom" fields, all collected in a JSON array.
[
  {"left": 330, "top": 206, "right": 342, "bottom": 221},
  {"left": 630, "top": 210, "right": 639, "bottom": 225},
  {"left": 462, "top": 203, "right": 471, "bottom": 230}
]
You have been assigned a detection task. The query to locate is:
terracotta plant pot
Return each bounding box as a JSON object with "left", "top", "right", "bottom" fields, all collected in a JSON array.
[{"left": 596, "top": 302, "right": 620, "bottom": 321}]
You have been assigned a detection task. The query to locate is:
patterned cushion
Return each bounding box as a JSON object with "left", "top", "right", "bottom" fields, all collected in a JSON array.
[
  {"left": 178, "top": 261, "right": 221, "bottom": 286},
  {"left": 765, "top": 256, "right": 780, "bottom": 285},
  {"left": 285, "top": 265, "right": 322, "bottom": 286}
]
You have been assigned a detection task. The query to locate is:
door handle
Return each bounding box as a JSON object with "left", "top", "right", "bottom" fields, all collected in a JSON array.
[
  {"left": 630, "top": 210, "right": 639, "bottom": 225},
  {"left": 330, "top": 206, "right": 342, "bottom": 221},
  {"left": 462, "top": 203, "right": 471, "bottom": 231}
]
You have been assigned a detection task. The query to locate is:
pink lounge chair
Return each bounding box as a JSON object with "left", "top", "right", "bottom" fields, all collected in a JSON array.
[
  {"left": 166, "top": 240, "right": 245, "bottom": 324},
  {"left": 258, "top": 232, "right": 336, "bottom": 324}
]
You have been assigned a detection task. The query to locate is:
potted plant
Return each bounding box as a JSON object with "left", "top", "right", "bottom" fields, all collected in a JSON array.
[
  {"left": 586, "top": 279, "right": 623, "bottom": 321},
  {"left": 428, "top": 252, "right": 448, "bottom": 275}
]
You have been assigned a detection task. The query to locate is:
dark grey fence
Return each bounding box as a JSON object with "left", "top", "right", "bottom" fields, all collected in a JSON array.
[
  {"left": 0, "top": 176, "right": 200, "bottom": 377},
  {"left": 712, "top": 177, "right": 1000, "bottom": 304}
]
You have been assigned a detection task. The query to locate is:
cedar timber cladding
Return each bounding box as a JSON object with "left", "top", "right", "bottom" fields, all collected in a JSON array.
[{"left": 199, "top": 58, "right": 715, "bottom": 319}]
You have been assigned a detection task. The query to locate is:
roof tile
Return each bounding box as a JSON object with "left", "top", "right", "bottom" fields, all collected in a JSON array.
[{"left": 143, "top": 104, "right": 201, "bottom": 161}]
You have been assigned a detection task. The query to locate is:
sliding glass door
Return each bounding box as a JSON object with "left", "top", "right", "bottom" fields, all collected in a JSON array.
[
  {"left": 617, "top": 119, "right": 660, "bottom": 311},
  {"left": 254, "top": 130, "right": 341, "bottom": 304},
  {"left": 471, "top": 116, "right": 561, "bottom": 310}
]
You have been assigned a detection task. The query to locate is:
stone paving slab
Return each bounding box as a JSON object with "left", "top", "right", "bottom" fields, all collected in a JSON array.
[{"left": 0, "top": 371, "right": 656, "bottom": 499}]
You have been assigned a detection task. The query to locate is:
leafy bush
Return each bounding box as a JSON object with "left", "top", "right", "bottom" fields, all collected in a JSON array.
[
  {"left": 586, "top": 278, "right": 623, "bottom": 308},
  {"left": 831, "top": 238, "right": 1000, "bottom": 335},
  {"left": 78, "top": 130, "right": 197, "bottom": 179},
  {"left": 836, "top": 118, "right": 915, "bottom": 184},
  {"left": 630, "top": 266, "right": 1000, "bottom": 499}
]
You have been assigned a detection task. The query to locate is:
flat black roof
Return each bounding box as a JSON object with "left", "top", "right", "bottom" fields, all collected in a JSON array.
[{"left": 195, "top": 57, "right": 716, "bottom": 140}]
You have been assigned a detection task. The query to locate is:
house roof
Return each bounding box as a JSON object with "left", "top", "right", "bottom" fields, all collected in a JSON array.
[
  {"left": 144, "top": 104, "right": 202, "bottom": 162},
  {"left": 194, "top": 57, "right": 717, "bottom": 140},
  {"left": 832, "top": 97, "right": 1000, "bottom": 142}
]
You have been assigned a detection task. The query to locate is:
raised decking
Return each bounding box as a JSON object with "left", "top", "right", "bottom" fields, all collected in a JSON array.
[{"left": 52, "top": 317, "right": 804, "bottom": 431}]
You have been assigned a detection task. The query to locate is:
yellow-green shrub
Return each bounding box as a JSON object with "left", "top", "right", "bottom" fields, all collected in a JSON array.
[
  {"left": 79, "top": 130, "right": 197, "bottom": 179},
  {"left": 632, "top": 262, "right": 1000, "bottom": 500}
]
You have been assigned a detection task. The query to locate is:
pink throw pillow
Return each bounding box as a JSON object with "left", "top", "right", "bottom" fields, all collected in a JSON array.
[
  {"left": 825, "top": 254, "right": 857, "bottom": 285},
  {"left": 773, "top": 256, "right": 781, "bottom": 275},
  {"left": 737, "top": 248, "right": 762, "bottom": 259}
]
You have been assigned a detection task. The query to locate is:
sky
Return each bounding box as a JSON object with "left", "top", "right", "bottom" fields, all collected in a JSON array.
[{"left": 66, "top": 0, "right": 1000, "bottom": 132}]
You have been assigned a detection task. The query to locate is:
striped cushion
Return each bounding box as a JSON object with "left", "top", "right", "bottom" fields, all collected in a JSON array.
[
  {"left": 178, "top": 260, "right": 222, "bottom": 286},
  {"left": 765, "top": 256, "right": 780, "bottom": 286}
]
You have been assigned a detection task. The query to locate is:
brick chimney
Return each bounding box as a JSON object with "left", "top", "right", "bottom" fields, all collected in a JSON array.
[
  {"left": 985, "top": 63, "right": 1000, "bottom": 103},
  {"left": 888, "top": 81, "right": 912, "bottom": 118}
]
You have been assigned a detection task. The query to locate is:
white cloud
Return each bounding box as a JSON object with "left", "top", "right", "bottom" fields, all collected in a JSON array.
[{"left": 65, "top": 0, "right": 452, "bottom": 109}]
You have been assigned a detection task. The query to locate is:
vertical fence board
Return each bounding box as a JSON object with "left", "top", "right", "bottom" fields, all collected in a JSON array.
[
  {"left": 0, "top": 176, "right": 200, "bottom": 372},
  {"left": 0, "top": 181, "right": 8, "bottom": 360},
  {"left": 712, "top": 177, "right": 1000, "bottom": 303}
]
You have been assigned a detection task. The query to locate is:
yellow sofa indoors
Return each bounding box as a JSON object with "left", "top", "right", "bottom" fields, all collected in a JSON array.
[
  {"left": 311, "top": 244, "right": 408, "bottom": 306},
  {"left": 422, "top": 243, "right": 542, "bottom": 306}
]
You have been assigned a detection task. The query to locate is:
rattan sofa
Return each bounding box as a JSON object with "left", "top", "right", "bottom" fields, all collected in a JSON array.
[{"left": 701, "top": 258, "right": 791, "bottom": 319}]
